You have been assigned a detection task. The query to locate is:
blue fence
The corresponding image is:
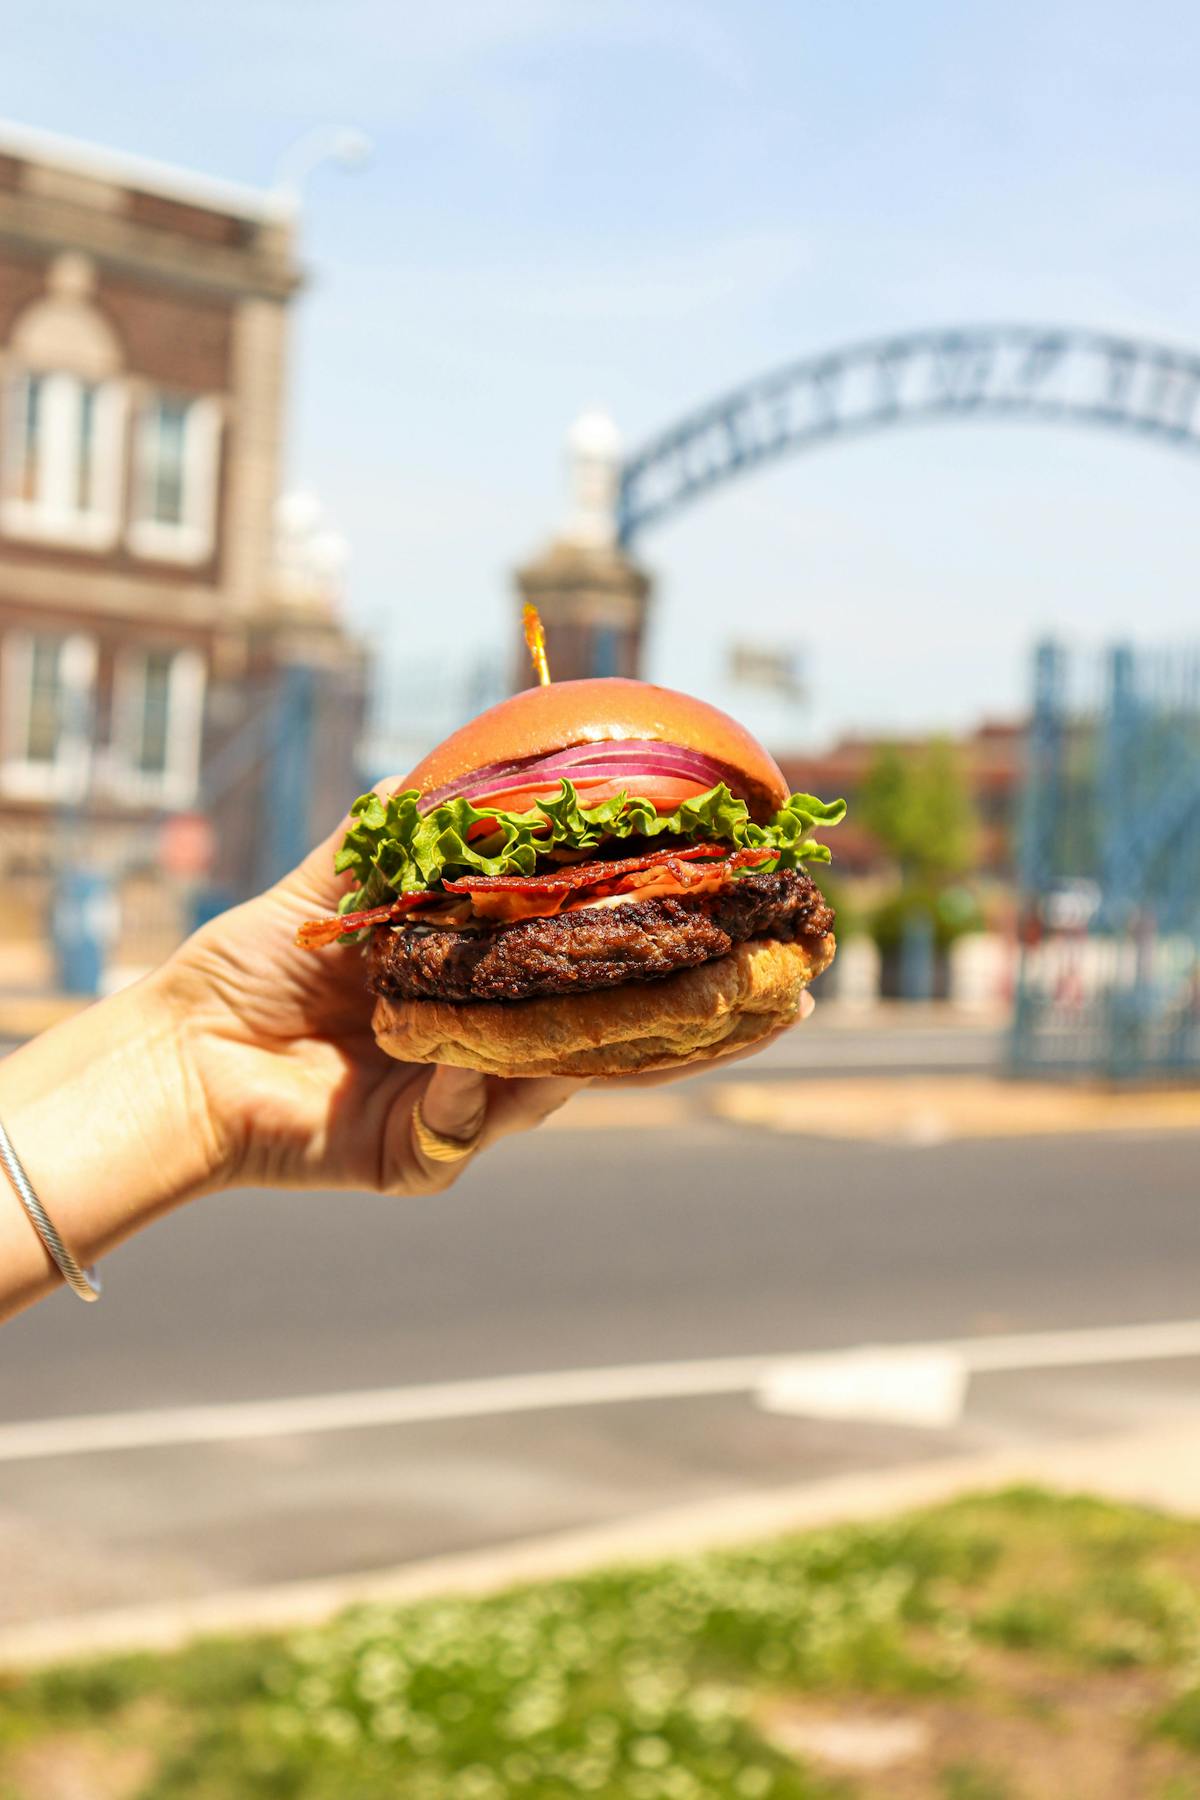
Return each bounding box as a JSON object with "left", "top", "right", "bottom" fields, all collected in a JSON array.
[{"left": 1011, "top": 640, "right": 1200, "bottom": 1079}]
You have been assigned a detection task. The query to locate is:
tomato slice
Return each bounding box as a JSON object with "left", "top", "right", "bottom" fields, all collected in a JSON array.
[
  {"left": 465, "top": 775, "right": 613, "bottom": 816},
  {"left": 470, "top": 773, "right": 714, "bottom": 818}
]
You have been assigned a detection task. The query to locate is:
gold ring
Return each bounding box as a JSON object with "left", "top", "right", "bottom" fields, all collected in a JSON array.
[{"left": 412, "top": 1097, "right": 485, "bottom": 1165}]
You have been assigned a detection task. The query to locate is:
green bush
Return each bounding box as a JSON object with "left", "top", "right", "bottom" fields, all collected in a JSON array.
[
  {"left": 859, "top": 740, "right": 979, "bottom": 885},
  {"left": 868, "top": 884, "right": 982, "bottom": 954}
]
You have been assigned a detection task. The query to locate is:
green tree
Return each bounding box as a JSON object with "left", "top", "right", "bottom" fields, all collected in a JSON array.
[{"left": 860, "top": 737, "right": 978, "bottom": 885}]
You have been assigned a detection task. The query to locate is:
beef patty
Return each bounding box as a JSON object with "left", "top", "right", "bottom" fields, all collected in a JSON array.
[{"left": 367, "top": 868, "right": 834, "bottom": 1004}]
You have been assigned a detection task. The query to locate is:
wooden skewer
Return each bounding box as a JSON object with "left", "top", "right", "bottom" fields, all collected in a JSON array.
[{"left": 523, "top": 603, "right": 552, "bottom": 686}]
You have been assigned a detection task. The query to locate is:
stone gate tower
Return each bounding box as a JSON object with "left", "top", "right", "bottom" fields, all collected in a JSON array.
[{"left": 513, "top": 411, "right": 652, "bottom": 688}]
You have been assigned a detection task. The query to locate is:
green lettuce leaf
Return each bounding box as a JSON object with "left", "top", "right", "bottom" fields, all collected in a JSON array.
[{"left": 333, "top": 781, "right": 846, "bottom": 917}]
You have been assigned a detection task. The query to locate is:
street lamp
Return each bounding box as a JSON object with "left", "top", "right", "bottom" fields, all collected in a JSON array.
[{"left": 271, "top": 125, "right": 372, "bottom": 213}]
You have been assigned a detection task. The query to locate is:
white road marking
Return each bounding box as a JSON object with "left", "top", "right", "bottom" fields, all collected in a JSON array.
[
  {"left": 3, "top": 1318, "right": 1200, "bottom": 1464},
  {"left": 0, "top": 1359, "right": 768, "bottom": 1464},
  {"left": 758, "top": 1348, "right": 971, "bottom": 1429}
]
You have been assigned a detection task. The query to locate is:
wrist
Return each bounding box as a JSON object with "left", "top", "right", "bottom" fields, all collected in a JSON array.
[{"left": 0, "top": 969, "right": 229, "bottom": 1311}]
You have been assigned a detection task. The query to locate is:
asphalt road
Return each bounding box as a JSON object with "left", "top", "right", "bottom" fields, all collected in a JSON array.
[{"left": 2, "top": 1019, "right": 1198, "bottom": 1628}]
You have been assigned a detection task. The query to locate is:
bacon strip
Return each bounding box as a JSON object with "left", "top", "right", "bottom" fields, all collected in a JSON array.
[
  {"left": 449, "top": 846, "right": 779, "bottom": 923},
  {"left": 297, "top": 844, "right": 781, "bottom": 945},
  {"left": 443, "top": 842, "right": 728, "bottom": 894},
  {"left": 295, "top": 891, "right": 431, "bottom": 949}
]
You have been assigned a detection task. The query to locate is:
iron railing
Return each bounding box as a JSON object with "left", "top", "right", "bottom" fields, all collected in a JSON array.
[{"left": 1011, "top": 640, "right": 1200, "bottom": 1079}]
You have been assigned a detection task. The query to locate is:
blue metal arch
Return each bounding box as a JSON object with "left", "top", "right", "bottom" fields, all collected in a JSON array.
[{"left": 616, "top": 324, "right": 1200, "bottom": 545}]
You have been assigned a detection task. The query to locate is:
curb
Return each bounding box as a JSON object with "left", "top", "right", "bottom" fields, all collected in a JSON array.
[{"left": 4, "top": 1419, "right": 1199, "bottom": 1671}]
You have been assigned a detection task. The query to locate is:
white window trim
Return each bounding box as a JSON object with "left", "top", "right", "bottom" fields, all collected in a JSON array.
[
  {"left": 107, "top": 645, "right": 206, "bottom": 810},
  {"left": 128, "top": 395, "right": 221, "bottom": 565},
  {"left": 0, "top": 630, "right": 96, "bottom": 802},
  {"left": 1, "top": 371, "right": 125, "bottom": 550}
]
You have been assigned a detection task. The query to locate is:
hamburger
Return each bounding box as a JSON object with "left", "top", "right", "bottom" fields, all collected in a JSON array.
[{"left": 298, "top": 676, "right": 844, "bottom": 1078}]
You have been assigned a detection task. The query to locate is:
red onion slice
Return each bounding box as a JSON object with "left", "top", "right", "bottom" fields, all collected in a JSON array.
[
  {"left": 420, "top": 740, "right": 744, "bottom": 812},
  {"left": 419, "top": 754, "right": 537, "bottom": 810},
  {"left": 515, "top": 740, "right": 735, "bottom": 780}
]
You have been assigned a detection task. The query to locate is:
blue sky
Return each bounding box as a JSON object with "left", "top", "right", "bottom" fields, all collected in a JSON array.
[{"left": 7, "top": 0, "right": 1200, "bottom": 748}]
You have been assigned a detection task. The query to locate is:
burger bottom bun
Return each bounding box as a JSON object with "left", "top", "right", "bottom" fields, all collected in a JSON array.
[{"left": 371, "top": 933, "right": 835, "bottom": 1079}]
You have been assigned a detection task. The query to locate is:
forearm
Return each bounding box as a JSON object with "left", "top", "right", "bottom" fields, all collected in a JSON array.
[{"left": 0, "top": 970, "right": 226, "bottom": 1321}]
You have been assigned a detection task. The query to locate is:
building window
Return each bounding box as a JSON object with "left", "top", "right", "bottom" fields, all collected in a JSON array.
[
  {"left": 130, "top": 649, "right": 174, "bottom": 776},
  {"left": 129, "top": 394, "right": 220, "bottom": 564},
  {"left": 110, "top": 646, "right": 206, "bottom": 808},
  {"left": 143, "top": 397, "right": 188, "bottom": 526},
  {"left": 76, "top": 382, "right": 98, "bottom": 513},
  {"left": 2, "top": 372, "right": 124, "bottom": 547},
  {"left": 14, "top": 374, "right": 43, "bottom": 503},
  {"left": 26, "top": 635, "right": 64, "bottom": 764},
  {"left": 0, "top": 631, "right": 96, "bottom": 800}
]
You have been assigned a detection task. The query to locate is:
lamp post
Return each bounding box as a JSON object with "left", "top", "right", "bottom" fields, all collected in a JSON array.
[
  {"left": 257, "top": 127, "right": 371, "bottom": 884},
  {"left": 271, "top": 125, "right": 372, "bottom": 214}
]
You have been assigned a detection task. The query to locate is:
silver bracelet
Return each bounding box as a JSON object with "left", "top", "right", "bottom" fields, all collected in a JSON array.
[{"left": 0, "top": 1115, "right": 101, "bottom": 1302}]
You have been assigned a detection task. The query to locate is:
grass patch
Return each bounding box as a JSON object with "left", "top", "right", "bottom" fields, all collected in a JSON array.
[
  {"left": 2, "top": 1488, "right": 1200, "bottom": 1798},
  {"left": 939, "top": 1766, "right": 1013, "bottom": 1800}
]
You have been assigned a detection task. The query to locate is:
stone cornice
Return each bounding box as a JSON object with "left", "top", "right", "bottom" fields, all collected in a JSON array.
[
  {"left": 0, "top": 199, "right": 301, "bottom": 303},
  {"left": 0, "top": 555, "right": 229, "bottom": 629}
]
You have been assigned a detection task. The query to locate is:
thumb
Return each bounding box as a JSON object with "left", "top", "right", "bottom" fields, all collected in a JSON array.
[{"left": 420, "top": 1065, "right": 489, "bottom": 1143}]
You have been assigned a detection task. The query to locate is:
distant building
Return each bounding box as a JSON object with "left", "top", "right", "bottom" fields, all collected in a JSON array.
[
  {"left": 0, "top": 121, "right": 363, "bottom": 951},
  {"left": 778, "top": 719, "right": 1025, "bottom": 881},
  {"left": 514, "top": 412, "right": 651, "bottom": 686},
  {"left": 512, "top": 398, "right": 1033, "bottom": 895}
]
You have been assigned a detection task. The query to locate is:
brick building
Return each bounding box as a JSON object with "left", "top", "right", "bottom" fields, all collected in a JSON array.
[
  {"left": 0, "top": 121, "right": 362, "bottom": 967},
  {"left": 778, "top": 719, "right": 1025, "bottom": 881}
]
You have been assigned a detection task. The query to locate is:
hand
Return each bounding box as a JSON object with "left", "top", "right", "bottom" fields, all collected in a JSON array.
[
  {"left": 163, "top": 820, "right": 587, "bottom": 1196},
  {"left": 166, "top": 818, "right": 818, "bottom": 1186},
  {"left": 0, "top": 803, "right": 817, "bottom": 1321}
]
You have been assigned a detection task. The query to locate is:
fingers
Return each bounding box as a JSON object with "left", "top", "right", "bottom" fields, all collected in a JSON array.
[
  {"left": 406, "top": 1065, "right": 489, "bottom": 1191},
  {"left": 401, "top": 1066, "right": 584, "bottom": 1194},
  {"left": 478, "top": 1075, "right": 590, "bottom": 1144}
]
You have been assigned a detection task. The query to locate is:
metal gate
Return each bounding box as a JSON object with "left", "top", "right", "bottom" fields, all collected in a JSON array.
[{"left": 1011, "top": 640, "right": 1200, "bottom": 1079}]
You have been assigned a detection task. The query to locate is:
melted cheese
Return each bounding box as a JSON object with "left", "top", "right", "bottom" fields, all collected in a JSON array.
[
  {"left": 566, "top": 891, "right": 646, "bottom": 912},
  {"left": 389, "top": 889, "right": 649, "bottom": 933}
]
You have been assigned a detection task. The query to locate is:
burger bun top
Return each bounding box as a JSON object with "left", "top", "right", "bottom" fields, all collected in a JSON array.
[{"left": 405, "top": 677, "right": 788, "bottom": 822}]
